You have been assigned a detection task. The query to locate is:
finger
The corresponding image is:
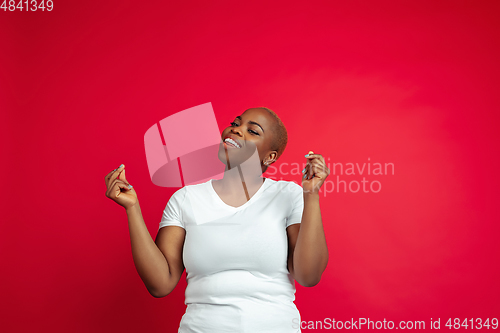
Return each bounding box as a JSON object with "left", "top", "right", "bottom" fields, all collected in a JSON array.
[
  {"left": 112, "top": 181, "right": 133, "bottom": 198},
  {"left": 309, "top": 160, "right": 327, "bottom": 171},
  {"left": 305, "top": 152, "right": 321, "bottom": 162},
  {"left": 118, "top": 167, "right": 128, "bottom": 183},
  {"left": 111, "top": 178, "right": 133, "bottom": 191},
  {"left": 305, "top": 153, "right": 325, "bottom": 164},
  {"left": 308, "top": 157, "right": 320, "bottom": 179},
  {"left": 302, "top": 162, "right": 312, "bottom": 179},
  {"left": 308, "top": 165, "right": 315, "bottom": 179},
  {"left": 302, "top": 163, "right": 311, "bottom": 179},
  {"left": 311, "top": 162, "right": 328, "bottom": 175},
  {"left": 107, "top": 179, "right": 133, "bottom": 197},
  {"left": 308, "top": 162, "right": 328, "bottom": 180},
  {"left": 314, "top": 154, "right": 325, "bottom": 164},
  {"left": 106, "top": 165, "right": 123, "bottom": 186},
  {"left": 304, "top": 163, "right": 314, "bottom": 180},
  {"left": 303, "top": 154, "right": 326, "bottom": 179},
  {"left": 303, "top": 151, "right": 314, "bottom": 179},
  {"left": 106, "top": 164, "right": 125, "bottom": 189},
  {"left": 105, "top": 168, "right": 117, "bottom": 183},
  {"left": 309, "top": 157, "right": 328, "bottom": 171}
]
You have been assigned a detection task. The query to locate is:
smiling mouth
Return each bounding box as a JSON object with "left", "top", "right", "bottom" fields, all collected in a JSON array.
[{"left": 224, "top": 138, "right": 242, "bottom": 148}]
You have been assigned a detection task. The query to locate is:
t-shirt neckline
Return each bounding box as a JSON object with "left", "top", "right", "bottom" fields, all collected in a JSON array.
[{"left": 208, "top": 178, "right": 270, "bottom": 211}]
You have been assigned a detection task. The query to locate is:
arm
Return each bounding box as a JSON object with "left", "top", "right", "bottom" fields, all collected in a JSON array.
[
  {"left": 105, "top": 164, "right": 185, "bottom": 298},
  {"left": 287, "top": 193, "right": 328, "bottom": 287},
  {"left": 126, "top": 202, "right": 186, "bottom": 298},
  {"left": 287, "top": 151, "right": 330, "bottom": 287}
]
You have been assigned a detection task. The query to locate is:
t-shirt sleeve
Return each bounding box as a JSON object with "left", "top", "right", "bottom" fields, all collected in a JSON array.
[
  {"left": 286, "top": 181, "right": 304, "bottom": 228},
  {"left": 159, "top": 187, "right": 187, "bottom": 230}
]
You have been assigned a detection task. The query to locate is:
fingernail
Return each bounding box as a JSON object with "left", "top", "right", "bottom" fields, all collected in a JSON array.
[
  {"left": 113, "top": 169, "right": 117, "bottom": 171},
  {"left": 128, "top": 184, "right": 133, "bottom": 189},
  {"left": 304, "top": 154, "right": 309, "bottom": 157},
  {"left": 302, "top": 168, "right": 306, "bottom": 173},
  {"left": 119, "top": 164, "right": 124, "bottom": 168}
]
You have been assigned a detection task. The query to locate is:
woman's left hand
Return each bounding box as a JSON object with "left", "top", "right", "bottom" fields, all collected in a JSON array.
[{"left": 302, "top": 151, "right": 330, "bottom": 194}]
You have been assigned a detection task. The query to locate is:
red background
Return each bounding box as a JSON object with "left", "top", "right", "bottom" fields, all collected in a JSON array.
[{"left": 2, "top": 1, "right": 499, "bottom": 332}]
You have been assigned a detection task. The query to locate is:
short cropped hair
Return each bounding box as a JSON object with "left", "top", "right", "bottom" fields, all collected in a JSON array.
[{"left": 258, "top": 107, "right": 288, "bottom": 160}]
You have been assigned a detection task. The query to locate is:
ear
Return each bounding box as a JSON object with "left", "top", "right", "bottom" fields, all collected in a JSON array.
[{"left": 268, "top": 151, "right": 278, "bottom": 164}]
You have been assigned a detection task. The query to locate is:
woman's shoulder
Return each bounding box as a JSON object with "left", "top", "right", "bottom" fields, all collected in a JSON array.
[
  {"left": 265, "top": 178, "right": 303, "bottom": 194},
  {"left": 167, "top": 179, "right": 212, "bottom": 206},
  {"left": 177, "top": 178, "right": 210, "bottom": 191}
]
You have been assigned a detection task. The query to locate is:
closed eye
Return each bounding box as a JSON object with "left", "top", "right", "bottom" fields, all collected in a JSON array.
[{"left": 230, "top": 121, "right": 259, "bottom": 135}]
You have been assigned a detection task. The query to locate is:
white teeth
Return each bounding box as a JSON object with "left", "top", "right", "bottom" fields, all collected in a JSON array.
[{"left": 224, "top": 138, "right": 241, "bottom": 148}]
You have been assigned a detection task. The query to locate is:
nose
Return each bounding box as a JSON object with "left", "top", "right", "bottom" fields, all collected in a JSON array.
[{"left": 230, "top": 126, "right": 242, "bottom": 136}]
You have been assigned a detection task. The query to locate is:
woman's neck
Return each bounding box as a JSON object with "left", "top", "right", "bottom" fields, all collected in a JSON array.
[{"left": 214, "top": 165, "right": 265, "bottom": 196}]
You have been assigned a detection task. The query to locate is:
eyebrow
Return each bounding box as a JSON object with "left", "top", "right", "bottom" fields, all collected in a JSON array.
[{"left": 235, "top": 116, "right": 264, "bottom": 133}]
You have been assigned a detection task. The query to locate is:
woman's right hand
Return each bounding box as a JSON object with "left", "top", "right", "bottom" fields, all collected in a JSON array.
[{"left": 105, "top": 164, "right": 138, "bottom": 209}]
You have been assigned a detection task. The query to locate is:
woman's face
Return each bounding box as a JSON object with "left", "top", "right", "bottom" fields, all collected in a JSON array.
[{"left": 218, "top": 108, "right": 277, "bottom": 169}]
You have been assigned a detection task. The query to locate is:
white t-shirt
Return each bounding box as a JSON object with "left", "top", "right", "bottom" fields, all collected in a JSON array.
[{"left": 159, "top": 177, "right": 304, "bottom": 333}]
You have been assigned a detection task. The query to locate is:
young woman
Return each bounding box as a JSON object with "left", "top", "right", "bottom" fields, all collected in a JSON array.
[{"left": 105, "top": 107, "right": 330, "bottom": 332}]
